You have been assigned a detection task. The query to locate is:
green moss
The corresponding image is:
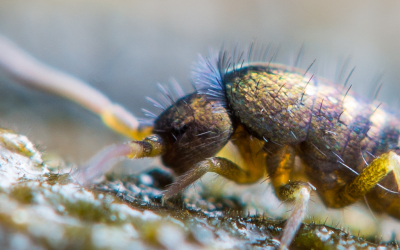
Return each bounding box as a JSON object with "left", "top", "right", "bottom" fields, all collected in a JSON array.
[
  {"left": 0, "top": 206, "right": 96, "bottom": 250},
  {"left": 291, "top": 223, "right": 391, "bottom": 250},
  {"left": 46, "top": 173, "right": 73, "bottom": 185},
  {"left": 10, "top": 185, "right": 34, "bottom": 204},
  {"left": 140, "top": 221, "right": 163, "bottom": 247},
  {"left": 62, "top": 225, "right": 96, "bottom": 250},
  {"left": 62, "top": 198, "right": 121, "bottom": 224}
]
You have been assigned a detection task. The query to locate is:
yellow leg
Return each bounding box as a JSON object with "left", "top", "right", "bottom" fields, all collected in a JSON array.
[
  {"left": 265, "top": 145, "right": 297, "bottom": 200},
  {"left": 72, "top": 134, "right": 166, "bottom": 184},
  {"left": 326, "top": 151, "right": 400, "bottom": 208},
  {"left": 164, "top": 126, "right": 266, "bottom": 200},
  {"left": 163, "top": 156, "right": 265, "bottom": 200},
  {"left": 229, "top": 125, "right": 266, "bottom": 182},
  {"left": 264, "top": 144, "right": 314, "bottom": 249}
]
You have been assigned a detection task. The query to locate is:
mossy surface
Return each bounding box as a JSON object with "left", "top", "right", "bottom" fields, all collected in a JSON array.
[
  {"left": 0, "top": 137, "right": 397, "bottom": 250},
  {"left": 10, "top": 185, "right": 35, "bottom": 204}
]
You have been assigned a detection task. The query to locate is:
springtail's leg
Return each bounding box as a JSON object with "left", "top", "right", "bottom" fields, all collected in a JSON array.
[
  {"left": 278, "top": 181, "right": 315, "bottom": 250},
  {"left": 163, "top": 127, "right": 266, "bottom": 202},
  {"left": 331, "top": 151, "right": 400, "bottom": 207},
  {"left": 163, "top": 156, "right": 265, "bottom": 201},
  {"left": 0, "top": 34, "right": 152, "bottom": 140},
  {"left": 265, "top": 144, "right": 315, "bottom": 249}
]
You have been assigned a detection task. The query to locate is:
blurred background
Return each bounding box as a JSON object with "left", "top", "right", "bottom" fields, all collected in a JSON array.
[{"left": 1, "top": 0, "right": 400, "bottom": 240}]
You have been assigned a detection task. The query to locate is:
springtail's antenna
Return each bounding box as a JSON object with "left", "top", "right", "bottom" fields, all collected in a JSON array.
[{"left": 0, "top": 34, "right": 152, "bottom": 140}]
